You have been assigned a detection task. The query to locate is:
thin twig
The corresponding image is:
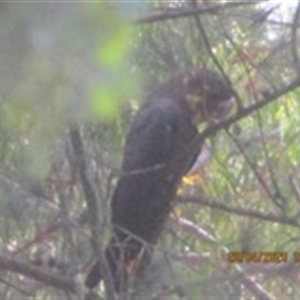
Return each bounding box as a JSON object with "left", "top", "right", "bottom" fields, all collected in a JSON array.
[
  {"left": 291, "top": 2, "right": 300, "bottom": 77},
  {"left": 226, "top": 129, "right": 280, "bottom": 209},
  {"left": 255, "top": 109, "right": 286, "bottom": 209},
  {"left": 190, "top": 1, "right": 242, "bottom": 110}
]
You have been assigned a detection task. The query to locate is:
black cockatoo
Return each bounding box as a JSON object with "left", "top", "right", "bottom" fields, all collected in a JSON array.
[{"left": 85, "top": 68, "right": 234, "bottom": 293}]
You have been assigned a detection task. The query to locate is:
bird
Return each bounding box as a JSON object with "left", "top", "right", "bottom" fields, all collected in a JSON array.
[{"left": 85, "top": 68, "right": 234, "bottom": 293}]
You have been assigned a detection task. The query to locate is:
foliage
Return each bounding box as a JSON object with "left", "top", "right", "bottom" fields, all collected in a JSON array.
[{"left": 0, "top": 1, "right": 300, "bottom": 299}]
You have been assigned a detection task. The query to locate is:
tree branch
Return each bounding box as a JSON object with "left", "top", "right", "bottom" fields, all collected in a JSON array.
[
  {"left": 0, "top": 254, "right": 75, "bottom": 292},
  {"left": 176, "top": 194, "right": 299, "bottom": 227},
  {"left": 198, "top": 76, "right": 300, "bottom": 142},
  {"left": 69, "top": 127, "right": 116, "bottom": 299},
  {"left": 175, "top": 217, "right": 274, "bottom": 300},
  {"left": 136, "top": 1, "right": 260, "bottom": 24}
]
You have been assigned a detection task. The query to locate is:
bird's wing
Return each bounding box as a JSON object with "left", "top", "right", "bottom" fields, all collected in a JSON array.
[{"left": 122, "top": 98, "right": 183, "bottom": 173}]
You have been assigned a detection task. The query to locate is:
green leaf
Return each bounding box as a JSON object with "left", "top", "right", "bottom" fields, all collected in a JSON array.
[
  {"left": 96, "top": 26, "right": 132, "bottom": 67},
  {"left": 90, "top": 85, "right": 119, "bottom": 120}
]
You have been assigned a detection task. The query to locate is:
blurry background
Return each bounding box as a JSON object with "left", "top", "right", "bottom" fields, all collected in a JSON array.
[{"left": 0, "top": 1, "right": 300, "bottom": 299}]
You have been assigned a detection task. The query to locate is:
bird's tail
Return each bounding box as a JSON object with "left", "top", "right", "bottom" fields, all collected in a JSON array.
[
  {"left": 85, "top": 238, "right": 141, "bottom": 292},
  {"left": 85, "top": 259, "right": 102, "bottom": 289},
  {"left": 85, "top": 244, "right": 122, "bottom": 291}
]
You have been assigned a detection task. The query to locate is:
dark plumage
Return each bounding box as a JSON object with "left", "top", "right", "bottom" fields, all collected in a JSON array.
[{"left": 85, "top": 68, "right": 233, "bottom": 293}]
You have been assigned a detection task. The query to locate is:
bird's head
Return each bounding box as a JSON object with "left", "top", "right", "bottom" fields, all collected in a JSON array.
[{"left": 182, "top": 69, "right": 234, "bottom": 124}]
